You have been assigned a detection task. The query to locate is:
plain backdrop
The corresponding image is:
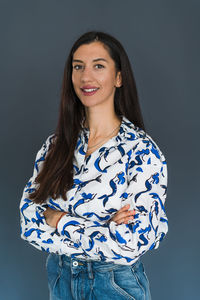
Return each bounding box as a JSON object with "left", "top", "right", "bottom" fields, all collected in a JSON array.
[{"left": 1, "top": 0, "right": 199, "bottom": 299}]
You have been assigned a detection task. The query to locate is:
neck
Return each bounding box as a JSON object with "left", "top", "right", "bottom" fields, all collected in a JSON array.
[{"left": 83, "top": 113, "right": 122, "bottom": 140}]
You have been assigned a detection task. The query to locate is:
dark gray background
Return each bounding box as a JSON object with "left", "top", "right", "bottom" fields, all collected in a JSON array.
[{"left": 1, "top": 0, "right": 199, "bottom": 299}]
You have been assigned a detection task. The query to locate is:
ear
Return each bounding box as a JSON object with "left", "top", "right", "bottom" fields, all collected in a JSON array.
[{"left": 115, "top": 71, "right": 122, "bottom": 87}]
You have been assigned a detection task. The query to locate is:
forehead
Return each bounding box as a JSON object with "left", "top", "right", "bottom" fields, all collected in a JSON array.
[{"left": 73, "top": 41, "right": 112, "bottom": 61}]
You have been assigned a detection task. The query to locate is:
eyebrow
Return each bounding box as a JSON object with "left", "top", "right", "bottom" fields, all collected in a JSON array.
[{"left": 72, "top": 58, "right": 108, "bottom": 63}]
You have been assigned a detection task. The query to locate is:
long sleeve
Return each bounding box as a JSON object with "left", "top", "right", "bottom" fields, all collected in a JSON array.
[
  {"left": 20, "top": 116, "right": 168, "bottom": 264},
  {"left": 19, "top": 135, "right": 82, "bottom": 255},
  {"left": 56, "top": 149, "right": 168, "bottom": 264}
]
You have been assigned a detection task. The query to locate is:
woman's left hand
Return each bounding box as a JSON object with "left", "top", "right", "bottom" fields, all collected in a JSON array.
[{"left": 43, "top": 207, "right": 67, "bottom": 228}]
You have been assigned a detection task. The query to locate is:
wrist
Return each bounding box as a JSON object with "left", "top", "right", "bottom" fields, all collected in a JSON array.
[{"left": 55, "top": 212, "right": 67, "bottom": 229}]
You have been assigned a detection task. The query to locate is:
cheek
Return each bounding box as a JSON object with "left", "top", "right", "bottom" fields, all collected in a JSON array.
[
  {"left": 104, "top": 69, "right": 116, "bottom": 82},
  {"left": 72, "top": 72, "right": 80, "bottom": 86},
  {"left": 100, "top": 75, "right": 116, "bottom": 89},
  {"left": 98, "top": 73, "right": 113, "bottom": 86}
]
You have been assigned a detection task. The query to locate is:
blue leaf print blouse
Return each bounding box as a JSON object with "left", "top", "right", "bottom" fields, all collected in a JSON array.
[{"left": 19, "top": 115, "right": 168, "bottom": 265}]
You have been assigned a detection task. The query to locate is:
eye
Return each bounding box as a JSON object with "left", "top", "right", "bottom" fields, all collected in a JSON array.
[
  {"left": 73, "top": 64, "right": 83, "bottom": 70},
  {"left": 95, "top": 64, "right": 105, "bottom": 69}
]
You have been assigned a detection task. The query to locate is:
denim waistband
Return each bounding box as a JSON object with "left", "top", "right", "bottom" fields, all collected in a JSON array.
[{"left": 58, "top": 254, "right": 141, "bottom": 273}]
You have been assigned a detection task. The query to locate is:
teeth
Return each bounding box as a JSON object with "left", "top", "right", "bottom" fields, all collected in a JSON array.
[{"left": 83, "top": 88, "right": 98, "bottom": 92}]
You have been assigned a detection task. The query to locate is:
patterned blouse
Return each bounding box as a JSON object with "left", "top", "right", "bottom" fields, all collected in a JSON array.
[{"left": 19, "top": 115, "right": 168, "bottom": 265}]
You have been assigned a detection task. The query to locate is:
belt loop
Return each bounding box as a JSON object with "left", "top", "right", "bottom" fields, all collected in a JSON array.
[
  {"left": 59, "top": 254, "right": 63, "bottom": 268},
  {"left": 87, "top": 261, "right": 94, "bottom": 280}
]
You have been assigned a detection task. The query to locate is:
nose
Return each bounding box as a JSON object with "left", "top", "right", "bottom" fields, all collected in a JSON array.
[{"left": 80, "top": 66, "right": 94, "bottom": 83}]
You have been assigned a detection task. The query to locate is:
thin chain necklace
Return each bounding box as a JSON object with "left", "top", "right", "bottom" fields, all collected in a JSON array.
[{"left": 87, "top": 122, "right": 121, "bottom": 150}]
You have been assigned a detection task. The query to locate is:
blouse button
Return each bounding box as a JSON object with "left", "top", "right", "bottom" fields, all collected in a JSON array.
[{"left": 72, "top": 261, "right": 78, "bottom": 267}]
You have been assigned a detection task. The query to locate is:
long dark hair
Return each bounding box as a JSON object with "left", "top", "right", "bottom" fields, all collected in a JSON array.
[{"left": 29, "top": 30, "right": 145, "bottom": 204}]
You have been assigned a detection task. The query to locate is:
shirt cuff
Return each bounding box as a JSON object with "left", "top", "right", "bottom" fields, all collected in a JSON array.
[{"left": 35, "top": 205, "right": 57, "bottom": 231}]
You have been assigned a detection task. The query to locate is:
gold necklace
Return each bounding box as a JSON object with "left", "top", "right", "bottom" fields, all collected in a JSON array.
[{"left": 87, "top": 122, "right": 121, "bottom": 150}]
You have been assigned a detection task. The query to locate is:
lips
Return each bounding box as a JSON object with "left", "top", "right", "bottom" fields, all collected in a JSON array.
[
  {"left": 81, "top": 86, "right": 99, "bottom": 90},
  {"left": 81, "top": 86, "right": 99, "bottom": 96},
  {"left": 81, "top": 86, "right": 98, "bottom": 89}
]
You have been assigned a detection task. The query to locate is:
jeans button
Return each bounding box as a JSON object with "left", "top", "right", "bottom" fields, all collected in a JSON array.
[{"left": 72, "top": 261, "right": 78, "bottom": 267}]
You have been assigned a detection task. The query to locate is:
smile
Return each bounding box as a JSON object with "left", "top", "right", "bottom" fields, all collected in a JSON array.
[{"left": 81, "top": 88, "right": 99, "bottom": 96}]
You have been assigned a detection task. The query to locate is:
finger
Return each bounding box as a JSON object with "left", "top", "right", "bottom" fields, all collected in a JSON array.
[
  {"left": 125, "top": 216, "right": 135, "bottom": 224},
  {"left": 116, "top": 210, "right": 135, "bottom": 224},
  {"left": 116, "top": 215, "right": 134, "bottom": 225},
  {"left": 115, "top": 205, "right": 130, "bottom": 217},
  {"left": 116, "top": 209, "right": 135, "bottom": 219},
  {"left": 112, "top": 210, "right": 135, "bottom": 224},
  {"left": 120, "top": 204, "right": 130, "bottom": 211}
]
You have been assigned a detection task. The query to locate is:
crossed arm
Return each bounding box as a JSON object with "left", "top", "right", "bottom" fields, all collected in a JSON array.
[{"left": 43, "top": 204, "right": 135, "bottom": 228}]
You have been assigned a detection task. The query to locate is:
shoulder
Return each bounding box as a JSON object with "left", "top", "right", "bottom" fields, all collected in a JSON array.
[
  {"left": 35, "top": 133, "right": 57, "bottom": 160},
  {"left": 122, "top": 117, "right": 167, "bottom": 166},
  {"left": 43, "top": 133, "right": 57, "bottom": 149}
]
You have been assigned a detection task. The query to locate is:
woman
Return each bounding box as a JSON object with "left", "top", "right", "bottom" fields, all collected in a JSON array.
[{"left": 19, "top": 31, "right": 168, "bottom": 300}]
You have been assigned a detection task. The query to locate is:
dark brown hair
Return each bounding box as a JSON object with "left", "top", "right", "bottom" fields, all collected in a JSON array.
[{"left": 29, "top": 30, "right": 145, "bottom": 204}]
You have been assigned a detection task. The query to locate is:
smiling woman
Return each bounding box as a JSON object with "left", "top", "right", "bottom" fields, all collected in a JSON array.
[{"left": 19, "top": 31, "right": 168, "bottom": 300}]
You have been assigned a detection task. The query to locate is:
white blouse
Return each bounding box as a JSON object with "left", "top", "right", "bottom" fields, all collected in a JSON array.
[{"left": 19, "top": 115, "right": 168, "bottom": 265}]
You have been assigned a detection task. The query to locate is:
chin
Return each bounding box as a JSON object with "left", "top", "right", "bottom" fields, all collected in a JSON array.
[{"left": 81, "top": 98, "right": 105, "bottom": 107}]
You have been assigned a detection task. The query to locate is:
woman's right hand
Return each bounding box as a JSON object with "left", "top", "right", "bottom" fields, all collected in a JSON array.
[{"left": 108, "top": 204, "right": 135, "bottom": 225}]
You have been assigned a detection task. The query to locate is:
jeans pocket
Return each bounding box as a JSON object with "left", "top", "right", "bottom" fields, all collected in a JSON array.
[{"left": 110, "top": 266, "right": 146, "bottom": 300}]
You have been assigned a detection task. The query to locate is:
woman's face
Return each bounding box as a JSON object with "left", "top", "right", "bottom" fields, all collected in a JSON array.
[{"left": 72, "top": 41, "right": 122, "bottom": 109}]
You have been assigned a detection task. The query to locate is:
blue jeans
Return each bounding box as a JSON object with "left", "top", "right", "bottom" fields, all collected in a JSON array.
[{"left": 46, "top": 253, "right": 151, "bottom": 300}]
